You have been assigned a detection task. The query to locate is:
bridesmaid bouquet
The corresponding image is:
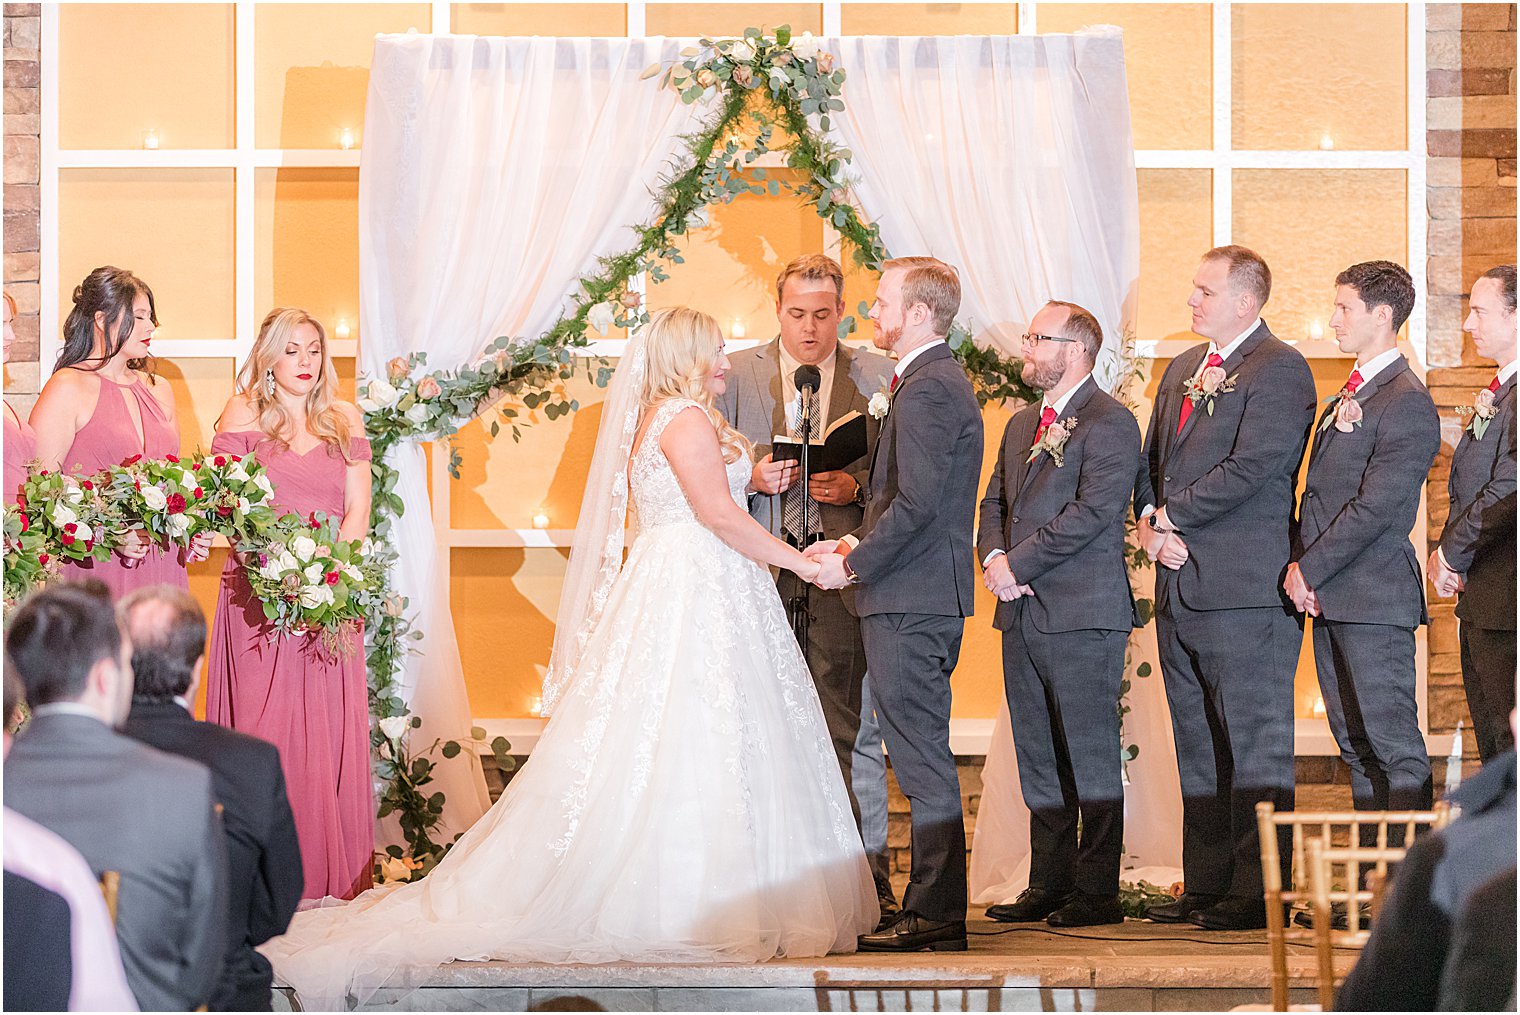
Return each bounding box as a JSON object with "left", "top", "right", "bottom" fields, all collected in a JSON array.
[
  {"left": 242, "top": 514, "right": 383, "bottom": 655},
  {"left": 18, "top": 469, "right": 124, "bottom": 563},
  {"left": 105, "top": 454, "right": 206, "bottom": 549},
  {"left": 3, "top": 502, "right": 54, "bottom": 606},
  {"left": 189, "top": 451, "right": 280, "bottom": 543}
]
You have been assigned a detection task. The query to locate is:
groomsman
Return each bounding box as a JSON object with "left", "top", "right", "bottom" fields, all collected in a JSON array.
[
  {"left": 976, "top": 301, "right": 1140, "bottom": 927},
  {"left": 715, "top": 254, "right": 897, "bottom": 915},
  {"left": 1135, "top": 246, "right": 1316, "bottom": 930},
  {"left": 813, "top": 257, "right": 983, "bottom": 951},
  {"left": 1429, "top": 264, "right": 1517, "bottom": 763},
  {"left": 1287, "top": 261, "right": 1440, "bottom": 823}
]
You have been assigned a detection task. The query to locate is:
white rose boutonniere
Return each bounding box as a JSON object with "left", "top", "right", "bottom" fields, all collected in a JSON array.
[
  {"left": 1459, "top": 387, "right": 1499, "bottom": 440},
  {"left": 868, "top": 390, "right": 891, "bottom": 420},
  {"left": 1027, "top": 417, "right": 1078, "bottom": 467}
]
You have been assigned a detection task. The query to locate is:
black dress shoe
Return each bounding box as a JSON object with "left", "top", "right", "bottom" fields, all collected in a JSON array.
[
  {"left": 1047, "top": 893, "right": 1125, "bottom": 927},
  {"left": 1292, "top": 901, "right": 1367, "bottom": 931},
  {"left": 1144, "top": 892, "right": 1225, "bottom": 924},
  {"left": 985, "top": 887, "right": 1076, "bottom": 923},
  {"left": 857, "top": 911, "right": 968, "bottom": 952},
  {"left": 1190, "top": 896, "right": 1268, "bottom": 931}
]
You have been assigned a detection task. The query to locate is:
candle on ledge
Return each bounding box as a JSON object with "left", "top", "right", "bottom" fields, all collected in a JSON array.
[
  {"left": 1311, "top": 695, "right": 1326, "bottom": 718},
  {"left": 731, "top": 319, "right": 746, "bottom": 340},
  {"left": 532, "top": 509, "right": 551, "bottom": 530},
  {"left": 339, "top": 127, "right": 356, "bottom": 150},
  {"left": 142, "top": 128, "right": 160, "bottom": 150},
  {"left": 1307, "top": 319, "right": 1325, "bottom": 342},
  {"left": 529, "top": 696, "right": 543, "bottom": 718},
  {"left": 334, "top": 318, "right": 351, "bottom": 340},
  {"left": 1318, "top": 132, "right": 1334, "bottom": 151}
]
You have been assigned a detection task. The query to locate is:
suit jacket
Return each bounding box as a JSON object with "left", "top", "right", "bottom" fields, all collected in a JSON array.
[
  {"left": 3, "top": 870, "right": 73, "bottom": 1012},
  {"left": 716, "top": 338, "right": 893, "bottom": 541},
  {"left": 4, "top": 711, "right": 228, "bottom": 1012},
  {"left": 1134, "top": 321, "right": 1316, "bottom": 611},
  {"left": 1294, "top": 355, "right": 1440, "bottom": 627},
  {"left": 977, "top": 377, "right": 1141, "bottom": 634},
  {"left": 1441, "top": 375, "right": 1517, "bottom": 630},
  {"left": 121, "top": 700, "right": 303, "bottom": 1011},
  {"left": 848, "top": 342, "right": 983, "bottom": 618}
]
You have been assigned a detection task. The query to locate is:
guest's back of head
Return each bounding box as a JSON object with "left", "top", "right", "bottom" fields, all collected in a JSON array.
[
  {"left": 118, "top": 585, "right": 206, "bottom": 703},
  {"left": 5, "top": 584, "right": 131, "bottom": 722}
]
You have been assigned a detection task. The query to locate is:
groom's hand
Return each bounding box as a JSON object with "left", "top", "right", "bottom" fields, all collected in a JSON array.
[
  {"left": 801, "top": 539, "right": 839, "bottom": 560},
  {"left": 813, "top": 553, "right": 851, "bottom": 590},
  {"left": 751, "top": 454, "right": 800, "bottom": 495}
]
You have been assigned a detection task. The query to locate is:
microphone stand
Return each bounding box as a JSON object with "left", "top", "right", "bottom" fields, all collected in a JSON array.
[{"left": 788, "top": 387, "right": 815, "bottom": 649}]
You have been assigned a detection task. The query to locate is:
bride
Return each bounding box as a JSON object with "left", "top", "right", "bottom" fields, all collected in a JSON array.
[{"left": 261, "top": 307, "right": 877, "bottom": 1008}]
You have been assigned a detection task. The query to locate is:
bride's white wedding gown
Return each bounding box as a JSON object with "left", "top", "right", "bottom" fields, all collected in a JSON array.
[{"left": 261, "top": 399, "right": 877, "bottom": 1009}]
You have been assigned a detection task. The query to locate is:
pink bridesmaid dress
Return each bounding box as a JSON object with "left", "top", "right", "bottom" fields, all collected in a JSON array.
[
  {"left": 4, "top": 402, "right": 35, "bottom": 506},
  {"left": 204, "top": 429, "right": 374, "bottom": 901},
  {"left": 58, "top": 374, "right": 189, "bottom": 597}
]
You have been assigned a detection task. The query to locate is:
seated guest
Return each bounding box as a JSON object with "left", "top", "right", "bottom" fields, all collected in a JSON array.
[
  {"left": 1438, "top": 865, "right": 1517, "bottom": 1011},
  {"left": 4, "top": 662, "right": 137, "bottom": 1012},
  {"left": 4, "top": 586, "right": 228, "bottom": 1012},
  {"left": 117, "top": 585, "right": 303, "bottom": 1012}
]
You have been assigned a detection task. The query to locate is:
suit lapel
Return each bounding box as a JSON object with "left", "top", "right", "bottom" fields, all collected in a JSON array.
[
  {"left": 1020, "top": 377, "right": 1097, "bottom": 494},
  {"left": 1164, "top": 346, "right": 1209, "bottom": 457},
  {"left": 758, "top": 342, "right": 787, "bottom": 442},
  {"left": 1173, "top": 323, "right": 1270, "bottom": 452},
  {"left": 829, "top": 343, "right": 858, "bottom": 424}
]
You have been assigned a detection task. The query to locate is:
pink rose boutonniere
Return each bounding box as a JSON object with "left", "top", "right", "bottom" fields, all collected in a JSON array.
[
  {"left": 1319, "top": 387, "right": 1364, "bottom": 434},
  {"left": 1182, "top": 365, "right": 1238, "bottom": 416},
  {"left": 1459, "top": 388, "right": 1498, "bottom": 440},
  {"left": 1027, "top": 417, "right": 1078, "bottom": 467}
]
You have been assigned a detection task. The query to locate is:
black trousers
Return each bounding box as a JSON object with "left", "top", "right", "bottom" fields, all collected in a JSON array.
[
  {"left": 1000, "top": 605, "right": 1126, "bottom": 896},
  {"left": 1459, "top": 622, "right": 1517, "bottom": 763}
]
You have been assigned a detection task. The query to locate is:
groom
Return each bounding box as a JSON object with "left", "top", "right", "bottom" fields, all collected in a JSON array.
[{"left": 813, "top": 256, "right": 983, "bottom": 951}]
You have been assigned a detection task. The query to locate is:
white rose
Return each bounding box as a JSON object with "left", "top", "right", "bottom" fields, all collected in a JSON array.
[
  {"left": 63, "top": 482, "right": 85, "bottom": 505},
  {"left": 343, "top": 563, "right": 364, "bottom": 584},
  {"left": 298, "top": 584, "right": 334, "bottom": 610},
  {"left": 729, "top": 38, "right": 756, "bottom": 62},
  {"left": 586, "top": 301, "right": 617, "bottom": 336},
  {"left": 72, "top": 523, "right": 94, "bottom": 545},
  {"left": 403, "top": 402, "right": 432, "bottom": 426},
  {"left": 237, "top": 496, "right": 251, "bottom": 514},
  {"left": 791, "top": 32, "right": 820, "bottom": 61},
  {"left": 228, "top": 461, "right": 249, "bottom": 483},
  {"left": 140, "top": 486, "right": 168, "bottom": 512},
  {"left": 868, "top": 391, "right": 891, "bottom": 420},
  {"left": 360, "top": 537, "right": 375, "bottom": 557},
  {"left": 274, "top": 551, "right": 299, "bottom": 573},
  {"left": 356, "top": 395, "right": 379, "bottom": 414},
  {"left": 378, "top": 716, "right": 409, "bottom": 741},
  {"left": 365, "top": 377, "right": 399, "bottom": 408},
  {"left": 304, "top": 561, "right": 325, "bottom": 584},
  {"left": 377, "top": 856, "right": 411, "bottom": 884},
  {"left": 165, "top": 514, "right": 192, "bottom": 539},
  {"left": 291, "top": 535, "right": 318, "bottom": 562},
  {"left": 252, "top": 474, "right": 274, "bottom": 498},
  {"left": 49, "top": 502, "right": 78, "bottom": 528},
  {"left": 768, "top": 66, "right": 791, "bottom": 90},
  {"left": 259, "top": 559, "right": 285, "bottom": 581}
]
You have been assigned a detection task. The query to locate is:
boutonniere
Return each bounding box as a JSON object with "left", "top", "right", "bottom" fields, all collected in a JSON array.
[
  {"left": 1459, "top": 388, "right": 1498, "bottom": 440},
  {"left": 868, "top": 388, "right": 891, "bottom": 420},
  {"left": 1027, "top": 417, "right": 1078, "bottom": 467},
  {"left": 1318, "top": 387, "right": 1364, "bottom": 433},
  {"left": 1182, "top": 364, "right": 1239, "bottom": 416}
]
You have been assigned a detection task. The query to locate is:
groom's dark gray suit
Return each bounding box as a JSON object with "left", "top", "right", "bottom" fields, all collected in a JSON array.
[{"left": 845, "top": 341, "right": 983, "bottom": 923}]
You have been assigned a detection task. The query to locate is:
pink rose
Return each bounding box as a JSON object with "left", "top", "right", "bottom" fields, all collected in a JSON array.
[
  {"left": 619, "top": 290, "right": 643, "bottom": 310},
  {"left": 1476, "top": 388, "right": 1496, "bottom": 413},
  {"left": 416, "top": 375, "right": 442, "bottom": 400},
  {"left": 1045, "top": 422, "right": 1070, "bottom": 445},
  {"left": 816, "top": 51, "right": 836, "bottom": 73},
  {"left": 386, "top": 356, "right": 410, "bottom": 382},
  {"left": 1334, "top": 396, "right": 1363, "bottom": 433},
  {"left": 732, "top": 64, "right": 755, "bottom": 88},
  {"left": 1199, "top": 365, "right": 1227, "bottom": 394},
  {"left": 695, "top": 68, "right": 717, "bottom": 88}
]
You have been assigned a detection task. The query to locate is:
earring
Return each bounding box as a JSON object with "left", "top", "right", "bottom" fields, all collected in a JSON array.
[{"left": 263, "top": 369, "right": 276, "bottom": 397}]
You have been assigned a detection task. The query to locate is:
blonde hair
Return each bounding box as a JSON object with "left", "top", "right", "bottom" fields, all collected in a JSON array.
[
  {"left": 640, "top": 307, "right": 750, "bottom": 464},
  {"left": 775, "top": 253, "right": 845, "bottom": 304},
  {"left": 231, "top": 307, "right": 355, "bottom": 460},
  {"left": 883, "top": 256, "right": 961, "bottom": 335}
]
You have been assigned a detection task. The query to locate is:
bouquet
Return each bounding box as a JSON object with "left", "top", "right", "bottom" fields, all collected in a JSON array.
[
  {"left": 190, "top": 451, "right": 280, "bottom": 543},
  {"left": 242, "top": 513, "right": 383, "bottom": 655},
  {"left": 104, "top": 454, "right": 204, "bottom": 550},
  {"left": 3, "top": 501, "right": 53, "bottom": 606},
  {"left": 19, "top": 469, "right": 124, "bottom": 564}
]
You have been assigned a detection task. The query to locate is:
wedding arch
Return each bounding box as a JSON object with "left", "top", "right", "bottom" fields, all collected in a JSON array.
[{"left": 351, "top": 28, "right": 1147, "bottom": 876}]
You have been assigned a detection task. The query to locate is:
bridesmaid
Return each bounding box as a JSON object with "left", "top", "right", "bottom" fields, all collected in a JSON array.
[
  {"left": 29, "top": 266, "right": 209, "bottom": 593},
  {"left": 3, "top": 292, "right": 35, "bottom": 505},
  {"left": 207, "top": 307, "right": 374, "bottom": 901}
]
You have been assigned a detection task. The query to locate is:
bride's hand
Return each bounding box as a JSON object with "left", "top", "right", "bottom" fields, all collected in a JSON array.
[{"left": 796, "top": 555, "right": 822, "bottom": 584}]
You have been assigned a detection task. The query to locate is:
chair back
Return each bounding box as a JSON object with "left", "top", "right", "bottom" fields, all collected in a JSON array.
[{"left": 98, "top": 869, "right": 120, "bottom": 924}]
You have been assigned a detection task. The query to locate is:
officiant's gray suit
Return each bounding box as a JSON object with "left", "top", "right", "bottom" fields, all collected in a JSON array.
[
  {"left": 845, "top": 341, "right": 983, "bottom": 923},
  {"left": 717, "top": 337, "right": 892, "bottom": 826},
  {"left": 1294, "top": 355, "right": 1439, "bottom": 818}
]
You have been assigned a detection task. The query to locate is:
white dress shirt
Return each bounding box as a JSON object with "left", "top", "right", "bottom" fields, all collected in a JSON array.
[
  {"left": 778, "top": 341, "right": 836, "bottom": 437},
  {"left": 1350, "top": 346, "right": 1404, "bottom": 386}
]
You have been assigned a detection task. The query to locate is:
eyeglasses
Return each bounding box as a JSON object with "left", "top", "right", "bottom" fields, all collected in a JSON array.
[{"left": 1021, "top": 333, "right": 1078, "bottom": 347}]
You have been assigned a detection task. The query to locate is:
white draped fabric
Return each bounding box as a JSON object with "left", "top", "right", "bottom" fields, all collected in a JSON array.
[
  {"left": 826, "top": 30, "right": 1140, "bottom": 388},
  {"left": 359, "top": 33, "right": 708, "bottom": 843}
]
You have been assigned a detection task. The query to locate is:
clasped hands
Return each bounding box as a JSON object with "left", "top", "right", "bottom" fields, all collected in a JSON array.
[
  {"left": 983, "top": 554, "right": 1032, "bottom": 602},
  {"left": 1426, "top": 547, "right": 1466, "bottom": 598},
  {"left": 1138, "top": 510, "right": 1189, "bottom": 571},
  {"left": 800, "top": 540, "right": 851, "bottom": 590},
  {"left": 117, "top": 527, "right": 214, "bottom": 567}
]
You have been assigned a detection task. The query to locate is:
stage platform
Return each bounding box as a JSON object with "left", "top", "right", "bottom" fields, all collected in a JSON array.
[{"left": 273, "top": 918, "right": 1351, "bottom": 1011}]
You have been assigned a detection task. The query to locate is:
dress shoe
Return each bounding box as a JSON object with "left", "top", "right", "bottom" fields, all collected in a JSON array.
[
  {"left": 1292, "top": 901, "right": 1368, "bottom": 932},
  {"left": 985, "top": 887, "right": 1076, "bottom": 923},
  {"left": 857, "top": 911, "right": 968, "bottom": 952},
  {"left": 1190, "top": 896, "right": 1268, "bottom": 931},
  {"left": 1047, "top": 893, "right": 1124, "bottom": 927},
  {"left": 1143, "top": 892, "right": 1225, "bottom": 924}
]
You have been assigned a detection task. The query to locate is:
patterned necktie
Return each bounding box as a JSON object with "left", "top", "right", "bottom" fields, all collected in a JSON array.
[
  {"left": 1176, "top": 352, "right": 1224, "bottom": 434},
  {"left": 782, "top": 385, "right": 821, "bottom": 541},
  {"left": 1033, "top": 406, "right": 1057, "bottom": 447},
  {"left": 1345, "top": 369, "right": 1364, "bottom": 394}
]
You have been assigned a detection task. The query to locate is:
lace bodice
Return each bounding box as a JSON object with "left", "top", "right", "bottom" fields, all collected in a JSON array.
[{"left": 630, "top": 399, "right": 750, "bottom": 531}]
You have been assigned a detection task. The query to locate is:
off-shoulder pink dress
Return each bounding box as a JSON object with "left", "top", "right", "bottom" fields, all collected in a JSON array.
[
  {"left": 205, "top": 430, "right": 374, "bottom": 901},
  {"left": 4, "top": 402, "right": 35, "bottom": 505},
  {"left": 58, "top": 374, "right": 189, "bottom": 596}
]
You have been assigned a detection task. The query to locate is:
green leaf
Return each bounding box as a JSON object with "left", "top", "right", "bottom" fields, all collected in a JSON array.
[
  {"left": 441, "top": 740, "right": 461, "bottom": 759},
  {"left": 470, "top": 725, "right": 486, "bottom": 740},
  {"left": 1136, "top": 661, "right": 1152, "bottom": 678},
  {"left": 776, "top": 25, "right": 791, "bottom": 46}
]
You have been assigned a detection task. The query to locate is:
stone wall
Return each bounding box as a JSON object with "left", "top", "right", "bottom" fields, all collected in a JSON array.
[
  {"left": 1424, "top": 2, "right": 1517, "bottom": 780},
  {"left": 3, "top": 4, "right": 41, "bottom": 412}
]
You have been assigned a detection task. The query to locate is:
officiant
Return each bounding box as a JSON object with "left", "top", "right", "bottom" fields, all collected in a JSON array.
[{"left": 718, "top": 253, "right": 893, "bottom": 856}]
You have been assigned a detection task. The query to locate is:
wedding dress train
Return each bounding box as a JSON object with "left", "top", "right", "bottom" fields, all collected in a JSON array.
[{"left": 261, "top": 398, "right": 877, "bottom": 1009}]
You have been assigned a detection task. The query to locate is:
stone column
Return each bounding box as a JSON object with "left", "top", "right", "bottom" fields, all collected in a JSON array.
[{"left": 4, "top": 3, "right": 41, "bottom": 413}]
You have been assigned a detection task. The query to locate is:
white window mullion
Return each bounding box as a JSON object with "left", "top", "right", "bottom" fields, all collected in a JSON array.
[
  {"left": 1017, "top": 2, "right": 1036, "bottom": 35},
  {"left": 823, "top": 2, "right": 841, "bottom": 37},
  {"left": 625, "top": 2, "right": 645, "bottom": 37},
  {"left": 39, "top": 3, "right": 61, "bottom": 384}
]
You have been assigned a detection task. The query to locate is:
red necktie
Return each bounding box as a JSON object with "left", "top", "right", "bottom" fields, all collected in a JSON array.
[
  {"left": 1345, "top": 369, "right": 1364, "bottom": 394},
  {"left": 1488, "top": 375, "right": 1501, "bottom": 393},
  {"left": 1177, "top": 352, "right": 1224, "bottom": 434},
  {"left": 1034, "top": 406, "right": 1056, "bottom": 445},
  {"left": 889, "top": 374, "right": 900, "bottom": 393}
]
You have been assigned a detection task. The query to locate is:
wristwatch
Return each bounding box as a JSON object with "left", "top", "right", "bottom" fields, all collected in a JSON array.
[
  {"left": 851, "top": 478, "right": 866, "bottom": 507},
  {"left": 842, "top": 558, "right": 862, "bottom": 584}
]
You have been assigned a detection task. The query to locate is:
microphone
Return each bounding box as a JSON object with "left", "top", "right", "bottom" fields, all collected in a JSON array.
[{"left": 794, "top": 365, "right": 822, "bottom": 393}]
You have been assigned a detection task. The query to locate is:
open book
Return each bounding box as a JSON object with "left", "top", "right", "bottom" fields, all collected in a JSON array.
[{"left": 771, "top": 410, "right": 868, "bottom": 475}]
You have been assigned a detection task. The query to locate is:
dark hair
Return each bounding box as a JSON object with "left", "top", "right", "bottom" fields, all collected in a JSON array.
[
  {"left": 4, "top": 652, "right": 24, "bottom": 728},
  {"left": 1046, "top": 300, "right": 1104, "bottom": 363},
  {"left": 4, "top": 585, "right": 124, "bottom": 707},
  {"left": 1480, "top": 264, "right": 1517, "bottom": 313},
  {"left": 1204, "top": 245, "right": 1272, "bottom": 309},
  {"left": 118, "top": 586, "right": 206, "bottom": 702},
  {"left": 56, "top": 266, "right": 158, "bottom": 375},
  {"left": 1335, "top": 260, "right": 1416, "bottom": 331}
]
